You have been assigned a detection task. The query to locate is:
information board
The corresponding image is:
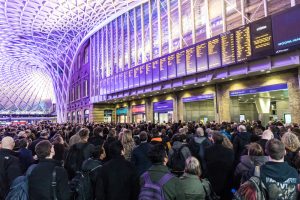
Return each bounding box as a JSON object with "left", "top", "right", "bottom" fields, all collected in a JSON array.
[
  {"left": 140, "top": 64, "right": 146, "bottom": 86},
  {"left": 176, "top": 50, "right": 186, "bottom": 77},
  {"left": 145, "top": 62, "right": 153, "bottom": 85},
  {"left": 221, "top": 31, "right": 236, "bottom": 65},
  {"left": 167, "top": 53, "right": 177, "bottom": 79},
  {"left": 196, "top": 42, "right": 208, "bottom": 72},
  {"left": 208, "top": 37, "right": 221, "bottom": 69},
  {"left": 134, "top": 67, "right": 140, "bottom": 87},
  {"left": 186, "top": 46, "right": 197, "bottom": 75},
  {"left": 152, "top": 59, "right": 160, "bottom": 83},
  {"left": 251, "top": 17, "right": 273, "bottom": 58},
  {"left": 159, "top": 57, "right": 168, "bottom": 81},
  {"left": 128, "top": 68, "right": 134, "bottom": 88},
  {"left": 119, "top": 72, "right": 124, "bottom": 91},
  {"left": 235, "top": 25, "right": 252, "bottom": 62},
  {"left": 123, "top": 70, "right": 129, "bottom": 90}
]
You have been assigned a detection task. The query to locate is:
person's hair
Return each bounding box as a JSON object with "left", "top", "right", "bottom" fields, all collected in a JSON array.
[
  {"left": 265, "top": 139, "right": 285, "bottom": 160},
  {"left": 212, "top": 132, "right": 224, "bottom": 144},
  {"left": 238, "top": 125, "right": 247, "bottom": 132},
  {"left": 93, "top": 127, "right": 103, "bottom": 136},
  {"left": 121, "top": 129, "right": 134, "bottom": 144},
  {"left": 247, "top": 143, "right": 264, "bottom": 157},
  {"left": 35, "top": 140, "right": 52, "bottom": 159},
  {"left": 109, "top": 140, "right": 124, "bottom": 157},
  {"left": 139, "top": 131, "right": 148, "bottom": 142},
  {"left": 151, "top": 128, "right": 159, "bottom": 137},
  {"left": 281, "top": 132, "right": 300, "bottom": 152},
  {"left": 195, "top": 127, "right": 204, "bottom": 136},
  {"left": 262, "top": 130, "right": 274, "bottom": 140},
  {"left": 18, "top": 138, "right": 28, "bottom": 148},
  {"left": 79, "top": 128, "right": 90, "bottom": 139},
  {"left": 184, "top": 156, "right": 201, "bottom": 176},
  {"left": 148, "top": 144, "right": 167, "bottom": 164},
  {"left": 222, "top": 135, "right": 233, "bottom": 149},
  {"left": 91, "top": 144, "right": 105, "bottom": 159}
]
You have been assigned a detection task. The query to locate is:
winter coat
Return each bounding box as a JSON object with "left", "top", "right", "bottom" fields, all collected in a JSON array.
[
  {"left": 168, "top": 141, "right": 191, "bottom": 162},
  {"left": 179, "top": 173, "right": 206, "bottom": 200},
  {"left": 18, "top": 147, "right": 34, "bottom": 172},
  {"left": 233, "top": 132, "right": 252, "bottom": 162},
  {"left": 131, "top": 142, "right": 152, "bottom": 176}
]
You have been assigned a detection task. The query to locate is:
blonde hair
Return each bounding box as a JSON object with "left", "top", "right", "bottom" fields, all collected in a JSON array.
[
  {"left": 281, "top": 132, "right": 300, "bottom": 152},
  {"left": 184, "top": 156, "right": 201, "bottom": 176},
  {"left": 222, "top": 135, "right": 233, "bottom": 149}
]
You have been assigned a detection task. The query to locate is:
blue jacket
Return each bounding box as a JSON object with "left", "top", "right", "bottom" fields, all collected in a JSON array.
[{"left": 18, "top": 147, "right": 34, "bottom": 172}]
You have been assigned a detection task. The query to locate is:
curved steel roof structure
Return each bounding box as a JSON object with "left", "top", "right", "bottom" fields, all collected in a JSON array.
[{"left": 0, "top": 0, "right": 143, "bottom": 121}]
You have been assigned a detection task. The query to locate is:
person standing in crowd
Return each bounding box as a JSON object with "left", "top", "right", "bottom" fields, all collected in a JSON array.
[
  {"left": 281, "top": 132, "right": 300, "bottom": 168},
  {"left": 88, "top": 126, "right": 105, "bottom": 146},
  {"left": 0, "top": 136, "right": 23, "bottom": 199},
  {"left": 95, "top": 140, "right": 139, "bottom": 200},
  {"left": 28, "top": 129, "right": 49, "bottom": 155},
  {"left": 260, "top": 139, "right": 299, "bottom": 199},
  {"left": 131, "top": 131, "right": 152, "bottom": 176},
  {"left": 233, "top": 125, "right": 252, "bottom": 163},
  {"left": 205, "top": 132, "right": 234, "bottom": 200},
  {"left": 121, "top": 129, "right": 136, "bottom": 161},
  {"left": 69, "top": 126, "right": 82, "bottom": 146},
  {"left": 140, "top": 144, "right": 185, "bottom": 200},
  {"left": 28, "top": 140, "right": 71, "bottom": 200},
  {"left": 18, "top": 138, "right": 34, "bottom": 172},
  {"left": 257, "top": 129, "right": 274, "bottom": 155}
]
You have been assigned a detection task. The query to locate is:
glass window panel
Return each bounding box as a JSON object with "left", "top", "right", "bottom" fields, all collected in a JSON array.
[
  {"left": 268, "top": 0, "right": 291, "bottom": 15},
  {"left": 160, "top": 0, "right": 169, "bottom": 55},
  {"left": 151, "top": 0, "right": 159, "bottom": 59},
  {"left": 194, "top": 0, "right": 206, "bottom": 42},
  {"left": 136, "top": 6, "right": 143, "bottom": 65},
  {"left": 124, "top": 13, "right": 129, "bottom": 70},
  {"left": 84, "top": 47, "right": 88, "bottom": 64},
  {"left": 118, "top": 16, "right": 123, "bottom": 72},
  {"left": 77, "top": 55, "right": 80, "bottom": 69},
  {"left": 129, "top": 10, "right": 136, "bottom": 68},
  {"left": 113, "top": 20, "right": 118, "bottom": 74},
  {"left": 226, "top": 0, "right": 242, "bottom": 31},
  {"left": 103, "top": 26, "right": 107, "bottom": 77},
  {"left": 209, "top": 0, "right": 223, "bottom": 36},
  {"left": 107, "top": 23, "right": 112, "bottom": 76},
  {"left": 170, "top": 0, "right": 180, "bottom": 51},
  {"left": 181, "top": 0, "right": 193, "bottom": 47},
  {"left": 143, "top": 2, "right": 151, "bottom": 61}
]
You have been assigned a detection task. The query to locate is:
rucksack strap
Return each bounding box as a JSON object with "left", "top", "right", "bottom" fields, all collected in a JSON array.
[
  {"left": 26, "top": 164, "right": 37, "bottom": 176},
  {"left": 141, "top": 172, "right": 152, "bottom": 184},
  {"left": 158, "top": 173, "right": 174, "bottom": 186}
]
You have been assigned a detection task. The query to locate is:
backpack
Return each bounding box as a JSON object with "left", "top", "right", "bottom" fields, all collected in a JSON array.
[
  {"left": 169, "top": 145, "right": 186, "bottom": 173},
  {"left": 139, "top": 171, "right": 174, "bottom": 200},
  {"left": 5, "top": 164, "right": 36, "bottom": 200},
  {"left": 65, "top": 143, "right": 89, "bottom": 178},
  {"left": 188, "top": 137, "right": 207, "bottom": 172},
  {"left": 70, "top": 165, "right": 101, "bottom": 200},
  {"left": 201, "top": 179, "right": 220, "bottom": 200}
]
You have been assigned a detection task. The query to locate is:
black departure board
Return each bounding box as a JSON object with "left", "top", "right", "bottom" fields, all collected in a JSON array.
[
  {"left": 159, "top": 56, "right": 168, "bottom": 81},
  {"left": 186, "top": 46, "right": 197, "bottom": 75},
  {"left": 176, "top": 50, "right": 186, "bottom": 77},
  {"left": 167, "top": 53, "right": 176, "bottom": 79},
  {"left": 251, "top": 17, "right": 273, "bottom": 58},
  {"left": 208, "top": 37, "right": 221, "bottom": 69},
  {"left": 235, "top": 25, "right": 252, "bottom": 62},
  {"left": 196, "top": 42, "right": 208, "bottom": 72},
  {"left": 221, "top": 31, "right": 235, "bottom": 65}
]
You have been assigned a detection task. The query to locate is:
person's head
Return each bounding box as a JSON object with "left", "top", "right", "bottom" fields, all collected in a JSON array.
[
  {"left": 238, "top": 125, "right": 247, "bottom": 133},
  {"left": 212, "top": 132, "right": 224, "bottom": 144},
  {"left": 247, "top": 143, "right": 264, "bottom": 161},
  {"left": 79, "top": 128, "right": 90, "bottom": 142},
  {"left": 35, "top": 140, "right": 54, "bottom": 159},
  {"left": 121, "top": 129, "right": 133, "bottom": 144},
  {"left": 18, "top": 138, "right": 29, "bottom": 149},
  {"left": 1, "top": 136, "right": 15, "bottom": 150},
  {"left": 93, "top": 127, "right": 103, "bottom": 137},
  {"left": 91, "top": 144, "right": 106, "bottom": 160},
  {"left": 151, "top": 128, "right": 159, "bottom": 137},
  {"left": 261, "top": 130, "right": 274, "bottom": 140},
  {"left": 109, "top": 140, "right": 124, "bottom": 157},
  {"left": 281, "top": 132, "right": 300, "bottom": 152},
  {"left": 195, "top": 127, "right": 204, "bottom": 137},
  {"left": 222, "top": 135, "right": 233, "bottom": 149},
  {"left": 266, "top": 139, "right": 285, "bottom": 161},
  {"left": 184, "top": 156, "right": 201, "bottom": 176},
  {"left": 139, "top": 131, "right": 148, "bottom": 143},
  {"left": 40, "top": 130, "right": 49, "bottom": 139},
  {"left": 148, "top": 144, "right": 167, "bottom": 165}
]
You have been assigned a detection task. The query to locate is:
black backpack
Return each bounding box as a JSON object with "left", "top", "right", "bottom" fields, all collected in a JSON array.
[
  {"left": 188, "top": 137, "right": 207, "bottom": 172},
  {"left": 65, "top": 143, "right": 89, "bottom": 179},
  {"left": 169, "top": 145, "right": 186, "bottom": 173}
]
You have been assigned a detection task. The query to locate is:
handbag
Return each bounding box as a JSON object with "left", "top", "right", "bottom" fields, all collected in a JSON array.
[{"left": 200, "top": 179, "right": 220, "bottom": 200}]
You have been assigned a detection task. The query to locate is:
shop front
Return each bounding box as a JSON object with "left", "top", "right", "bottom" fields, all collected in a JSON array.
[
  {"left": 84, "top": 109, "right": 89, "bottom": 123},
  {"left": 104, "top": 110, "right": 113, "bottom": 123},
  {"left": 72, "top": 112, "right": 75, "bottom": 123},
  {"left": 153, "top": 100, "right": 173, "bottom": 123},
  {"left": 132, "top": 105, "right": 146, "bottom": 123},
  {"left": 116, "top": 107, "right": 128, "bottom": 123},
  {"left": 182, "top": 94, "right": 215, "bottom": 123},
  {"left": 77, "top": 110, "right": 81, "bottom": 123}
]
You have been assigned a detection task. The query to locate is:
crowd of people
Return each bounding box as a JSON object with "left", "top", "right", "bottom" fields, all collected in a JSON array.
[{"left": 0, "top": 120, "right": 300, "bottom": 200}]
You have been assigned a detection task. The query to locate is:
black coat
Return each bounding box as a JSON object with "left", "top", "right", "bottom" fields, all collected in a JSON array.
[
  {"left": 18, "top": 147, "right": 34, "bottom": 172},
  {"left": 28, "top": 137, "right": 47, "bottom": 155},
  {"left": 95, "top": 155, "right": 139, "bottom": 200},
  {"left": 233, "top": 132, "right": 252, "bottom": 162},
  {"left": 28, "top": 159, "right": 71, "bottom": 200},
  {"left": 205, "top": 144, "right": 234, "bottom": 199},
  {"left": 131, "top": 142, "right": 152, "bottom": 176},
  {"left": 0, "top": 149, "right": 23, "bottom": 199}
]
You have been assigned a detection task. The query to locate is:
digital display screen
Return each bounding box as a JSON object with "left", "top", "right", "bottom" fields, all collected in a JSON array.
[
  {"left": 119, "top": 72, "right": 124, "bottom": 91},
  {"left": 208, "top": 37, "right": 221, "bottom": 69},
  {"left": 186, "top": 46, "right": 197, "bottom": 75},
  {"left": 139, "top": 64, "right": 146, "bottom": 86},
  {"left": 134, "top": 67, "right": 140, "bottom": 87},
  {"left": 167, "top": 53, "right": 177, "bottom": 79},
  {"left": 123, "top": 70, "right": 128, "bottom": 90},
  {"left": 272, "top": 5, "right": 300, "bottom": 52},
  {"left": 196, "top": 42, "right": 208, "bottom": 72},
  {"left": 145, "top": 62, "right": 152, "bottom": 85},
  {"left": 159, "top": 56, "right": 168, "bottom": 81},
  {"left": 251, "top": 17, "right": 273, "bottom": 58},
  {"left": 235, "top": 25, "right": 252, "bottom": 62},
  {"left": 152, "top": 59, "right": 160, "bottom": 83},
  {"left": 221, "top": 31, "right": 236, "bottom": 65},
  {"left": 176, "top": 50, "right": 186, "bottom": 77},
  {"left": 128, "top": 68, "right": 134, "bottom": 88}
]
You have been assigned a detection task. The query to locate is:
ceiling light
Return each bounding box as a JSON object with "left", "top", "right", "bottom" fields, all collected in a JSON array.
[
  {"left": 221, "top": 78, "right": 225, "bottom": 80},
  {"left": 180, "top": 89, "right": 183, "bottom": 91},
  {"left": 202, "top": 84, "right": 205, "bottom": 86},
  {"left": 156, "top": 92, "right": 159, "bottom": 94},
  {"left": 194, "top": 83, "right": 198, "bottom": 86},
  {"left": 260, "top": 70, "right": 265, "bottom": 72},
  {"left": 229, "top": 79, "right": 233, "bottom": 81},
  {"left": 266, "top": 71, "right": 271, "bottom": 73}
]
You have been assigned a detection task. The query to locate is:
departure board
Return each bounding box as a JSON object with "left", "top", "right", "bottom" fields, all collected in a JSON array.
[
  {"left": 235, "top": 25, "right": 252, "bottom": 62},
  {"left": 123, "top": 70, "right": 128, "bottom": 90},
  {"left": 128, "top": 68, "right": 134, "bottom": 88},
  {"left": 186, "top": 46, "right": 197, "bottom": 75},
  {"left": 152, "top": 59, "right": 160, "bottom": 83},
  {"left": 145, "top": 62, "right": 153, "bottom": 84},
  {"left": 208, "top": 37, "right": 221, "bottom": 69},
  {"left": 140, "top": 64, "right": 146, "bottom": 86},
  {"left": 159, "top": 56, "right": 168, "bottom": 81},
  {"left": 251, "top": 17, "right": 273, "bottom": 58},
  {"left": 176, "top": 50, "right": 186, "bottom": 77},
  {"left": 167, "top": 53, "right": 176, "bottom": 79},
  {"left": 221, "top": 32, "right": 236, "bottom": 65},
  {"left": 119, "top": 72, "right": 124, "bottom": 91},
  {"left": 196, "top": 42, "right": 208, "bottom": 72},
  {"left": 134, "top": 67, "right": 140, "bottom": 87}
]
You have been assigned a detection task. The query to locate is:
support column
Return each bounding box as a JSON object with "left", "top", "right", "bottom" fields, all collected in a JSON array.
[
  {"left": 288, "top": 67, "right": 300, "bottom": 124},
  {"left": 145, "top": 98, "right": 153, "bottom": 122},
  {"left": 173, "top": 93, "right": 179, "bottom": 123},
  {"left": 216, "top": 84, "right": 231, "bottom": 122}
]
